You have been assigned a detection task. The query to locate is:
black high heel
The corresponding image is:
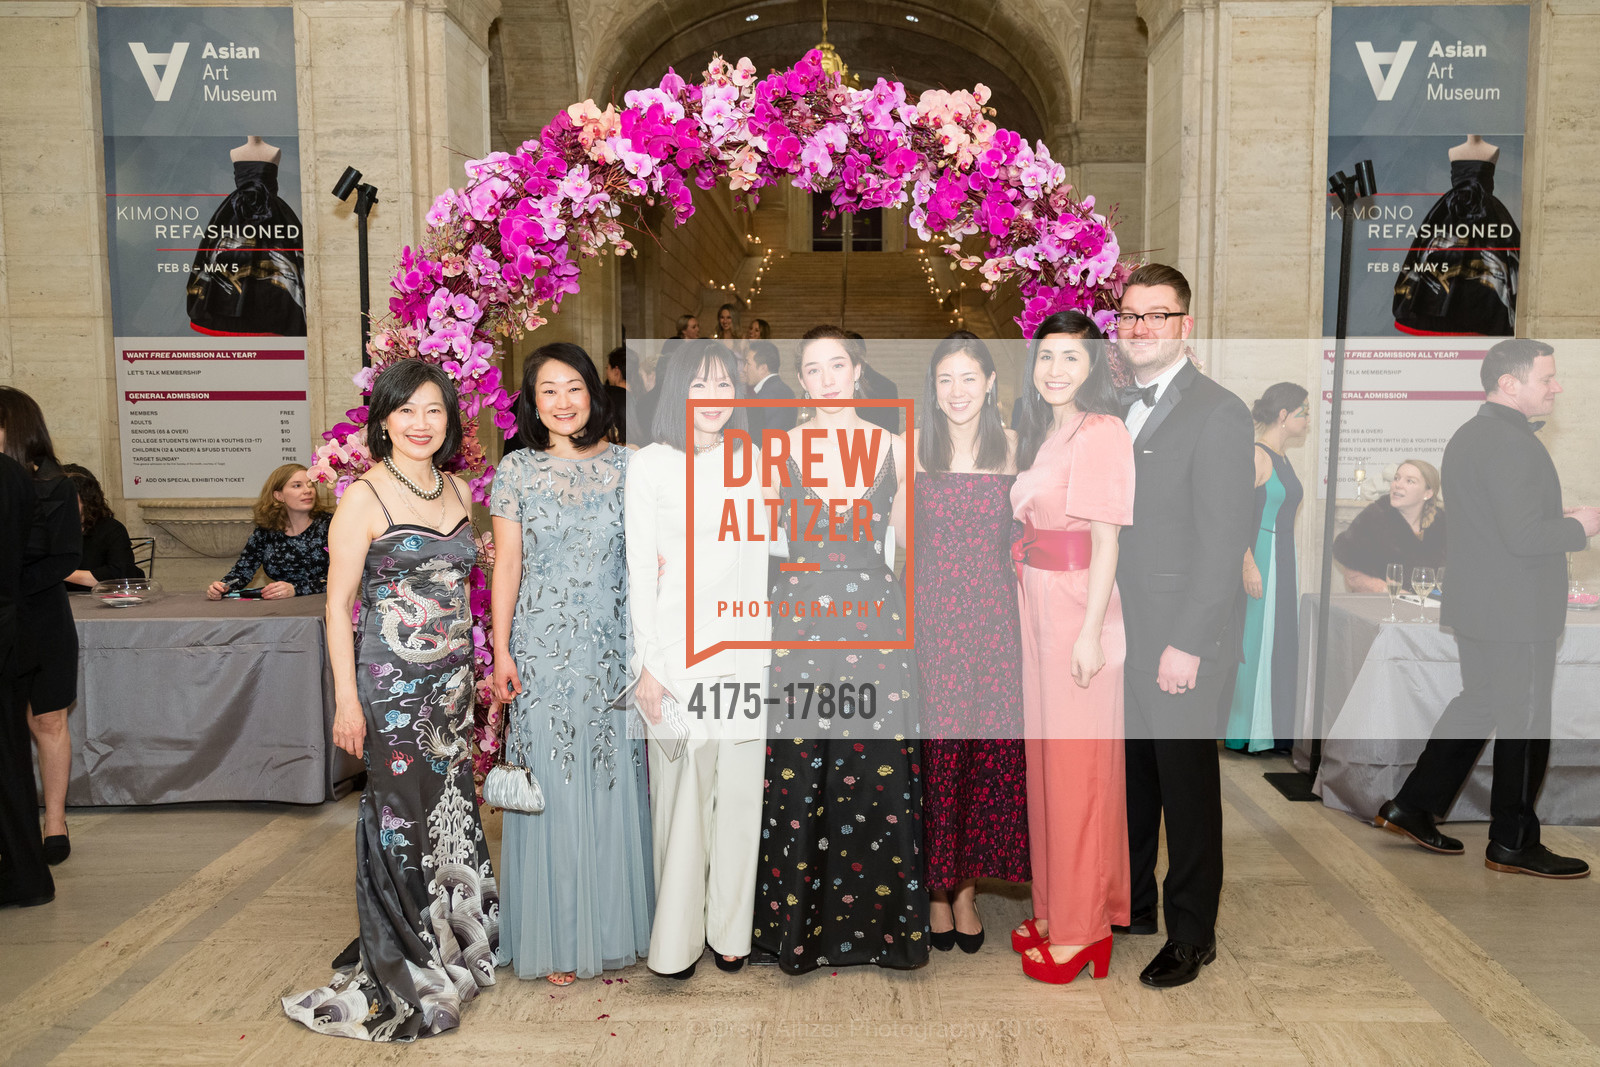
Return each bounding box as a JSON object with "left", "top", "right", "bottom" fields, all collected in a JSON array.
[
  {"left": 712, "top": 953, "right": 747, "bottom": 973},
  {"left": 929, "top": 927, "right": 957, "bottom": 952},
  {"left": 954, "top": 927, "right": 985, "bottom": 954},
  {"left": 660, "top": 962, "right": 696, "bottom": 980},
  {"left": 43, "top": 834, "right": 70, "bottom": 866}
]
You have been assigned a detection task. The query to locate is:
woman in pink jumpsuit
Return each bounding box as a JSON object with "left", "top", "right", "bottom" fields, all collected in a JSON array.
[{"left": 1008, "top": 311, "right": 1134, "bottom": 983}]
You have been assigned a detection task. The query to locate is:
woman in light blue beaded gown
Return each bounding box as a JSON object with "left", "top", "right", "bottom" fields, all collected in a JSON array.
[{"left": 489, "top": 343, "right": 653, "bottom": 986}]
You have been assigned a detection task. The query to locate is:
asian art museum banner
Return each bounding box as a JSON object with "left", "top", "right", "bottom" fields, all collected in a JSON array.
[
  {"left": 99, "top": 6, "right": 309, "bottom": 498},
  {"left": 1318, "top": 4, "right": 1530, "bottom": 497}
]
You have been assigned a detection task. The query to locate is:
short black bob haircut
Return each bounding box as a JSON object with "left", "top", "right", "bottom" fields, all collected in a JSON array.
[
  {"left": 513, "top": 342, "right": 612, "bottom": 452},
  {"left": 651, "top": 340, "right": 749, "bottom": 451},
  {"left": 365, "top": 359, "right": 464, "bottom": 467}
]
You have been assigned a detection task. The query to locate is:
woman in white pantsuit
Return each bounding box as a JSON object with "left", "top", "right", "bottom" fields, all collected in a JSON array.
[{"left": 625, "top": 340, "right": 773, "bottom": 979}]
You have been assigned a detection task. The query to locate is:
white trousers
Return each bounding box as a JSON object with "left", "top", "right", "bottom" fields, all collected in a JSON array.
[{"left": 645, "top": 735, "right": 765, "bottom": 973}]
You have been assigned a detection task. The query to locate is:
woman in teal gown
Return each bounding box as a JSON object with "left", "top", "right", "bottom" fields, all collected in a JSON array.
[{"left": 1227, "top": 384, "right": 1308, "bottom": 754}]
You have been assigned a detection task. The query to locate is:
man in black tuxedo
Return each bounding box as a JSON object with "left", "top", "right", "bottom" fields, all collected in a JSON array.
[
  {"left": 1376, "top": 339, "right": 1598, "bottom": 877},
  {"left": 742, "top": 340, "right": 796, "bottom": 441},
  {"left": 1114, "top": 264, "right": 1255, "bottom": 988}
]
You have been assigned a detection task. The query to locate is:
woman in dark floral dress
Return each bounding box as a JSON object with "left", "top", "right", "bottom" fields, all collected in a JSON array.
[
  {"left": 753, "top": 327, "right": 927, "bottom": 974},
  {"left": 284, "top": 361, "right": 497, "bottom": 1040},
  {"left": 207, "top": 463, "right": 331, "bottom": 600},
  {"left": 913, "top": 335, "right": 1029, "bottom": 955}
]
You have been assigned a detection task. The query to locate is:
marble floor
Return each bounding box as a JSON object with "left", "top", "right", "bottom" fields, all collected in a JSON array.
[{"left": 4, "top": 754, "right": 1599, "bottom": 1067}]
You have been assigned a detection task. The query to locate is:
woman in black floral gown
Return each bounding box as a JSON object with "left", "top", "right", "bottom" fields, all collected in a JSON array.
[
  {"left": 753, "top": 327, "right": 927, "bottom": 974},
  {"left": 283, "top": 362, "right": 496, "bottom": 1041}
]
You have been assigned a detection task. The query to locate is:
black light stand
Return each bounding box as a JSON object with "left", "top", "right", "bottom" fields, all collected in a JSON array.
[
  {"left": 333, "top": 166, "right": 380, "bottom": 382},
  {"left": 1277, "top": 160, "right": 1378, "bottom": 803}
]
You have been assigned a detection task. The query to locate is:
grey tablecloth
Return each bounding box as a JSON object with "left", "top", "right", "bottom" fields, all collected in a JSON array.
[
  {"left": 1294, "top": 594, "right": 1600, "bottom": 824},
  {"left": 65, "top": 592, "right": 362, "bottom": 805}
]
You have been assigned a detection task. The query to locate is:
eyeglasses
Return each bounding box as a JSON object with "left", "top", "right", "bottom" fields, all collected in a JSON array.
[{"left": 1113, "top": 311, "right": 1181, "bottom": 329}]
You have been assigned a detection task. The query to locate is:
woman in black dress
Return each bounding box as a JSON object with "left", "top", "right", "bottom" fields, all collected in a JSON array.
[
  {"left": 753, "top": 326, "right": 927, "bottom": 974},
  {"left": 206, "top": 463, "right": 331, "bottom": 600},
  {"left": 62, "top": 465, "right": 144, "bottom": 592},
  {"left": 0, "top": 387, "right": 82, "bottom": 867},
  {"left": 1, "top": 452, "right": 54, "bottom": 907}
]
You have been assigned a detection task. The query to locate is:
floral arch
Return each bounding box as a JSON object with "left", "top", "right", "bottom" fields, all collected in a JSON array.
[{"left": 309, "top": 49, "right": 1129, "bottom": 780}]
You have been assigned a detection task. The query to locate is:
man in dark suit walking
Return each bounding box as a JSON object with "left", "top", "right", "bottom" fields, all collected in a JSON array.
[
  {"left": 741, "top": 340, "right": 797, "bottom": 441},
  {"left": 1114, "top": 264, "right": 1256, "bottom": 988},
  {"left": 1375, "top": 339, "right": 1598, "bottom": 878}
]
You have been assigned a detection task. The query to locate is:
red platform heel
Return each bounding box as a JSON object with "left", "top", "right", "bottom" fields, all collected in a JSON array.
[
  {"left": 1010, "top": 918, "right": 1048, "bottom": 954},
  {"left": 1021, "top": 934, "right": 1113, "bottom": 984}
]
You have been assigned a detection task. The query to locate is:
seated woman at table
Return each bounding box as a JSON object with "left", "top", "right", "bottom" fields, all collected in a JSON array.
[
  {"left": 1333, "top": 458, "right": 1445, "bottom": 593},
  {"left": 206, "top": 463, "right": 331, "bottom": 600},
  {"left": 62, "top": 464, "right": 143, "bottom": 593},
  {"left": 282, "top": 359, "right": 496, "bottom": 1040}
]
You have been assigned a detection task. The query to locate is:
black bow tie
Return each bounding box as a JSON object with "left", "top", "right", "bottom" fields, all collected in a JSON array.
[{"left": 1120, "top": 383, "right": 1158, "bottom": 408}]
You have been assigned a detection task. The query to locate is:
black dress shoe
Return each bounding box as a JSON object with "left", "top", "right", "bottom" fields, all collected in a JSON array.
[
  {"left": 43, "top": 835, "right": 70, "bottom": 866},
  {"left": 1112, "top": 907, "right": 1158, "bottom": 936},
  {"left": 1373, "top": 799, "right": 1463, "bottom": 854},
  {"left": 710, "top": 943, "right": 748, "bottom": 972},
  {"left": 1139, "top": 939, "right": 1216, "bottom": 989},
  {"left": 0, "top": 892, "right": 55, "bottom": 909},
  {"left": 953, "top": 927, "right": 984, "bottom": 954},
  {"left": 1485, "top": 842, "right": 1590, "bottom": 879},
  {"left": 659, "top": 962, "right": 696, "bottom": 980},
  {"left": 929, "top": 927, "right": 957, "bottom": 952}
]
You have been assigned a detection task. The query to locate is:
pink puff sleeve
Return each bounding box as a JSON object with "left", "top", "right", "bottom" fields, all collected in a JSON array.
[{"left": 1062, "top": 413, "right": 1135, "bottom": 526}]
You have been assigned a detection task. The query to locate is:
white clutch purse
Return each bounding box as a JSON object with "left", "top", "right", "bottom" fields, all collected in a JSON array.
[
  {"left": 483, "top": 720, "right": 544, "bottom": 814},
  {"left": 483, "top": 759, "right": 544, "bottom": 814},
  {"left": 616, "top": 678, "right": 690, "bottom": 762}
]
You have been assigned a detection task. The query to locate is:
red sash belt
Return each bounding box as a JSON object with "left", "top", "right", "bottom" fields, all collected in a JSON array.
[{"left": 1012, "top": 522, "right": 1092, "bottom": 586}]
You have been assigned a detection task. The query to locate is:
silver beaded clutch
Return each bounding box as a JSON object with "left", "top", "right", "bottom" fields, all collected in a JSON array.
[{"left": 483, "top": 758, "right": 545, "bottom": 814}]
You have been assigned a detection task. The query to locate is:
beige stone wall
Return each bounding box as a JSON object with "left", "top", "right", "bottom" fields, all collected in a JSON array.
[
  {"left": 0, "top": 3, "right": 112, "bottom": 482},
  {"left": 1524, "top": 0, "right": 1600, "bottom": 580},
  {"left": 0, "top": 0, "right": 497, "bottom": 591}
]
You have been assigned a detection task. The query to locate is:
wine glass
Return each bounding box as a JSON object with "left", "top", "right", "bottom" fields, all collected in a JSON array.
[
  {"left": 1434, "top": 565, "right": 1445, "bottom": 599},
  {"left": 1411, "top": 567, "right": 1436, "bottom": 621},
  {"left": 1353, "top": 467, "right": 1367, "bottom": 501},
  {"left": 1384, "top": 563, "right": 1405, "bottom": 621}
]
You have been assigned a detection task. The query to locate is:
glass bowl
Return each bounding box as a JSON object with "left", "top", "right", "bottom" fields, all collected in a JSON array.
[
  {"left": 1571, "top": 584, "right": 1598, "bottom": 611},
  {"left": 91, "top": 578, "right": 164, "bottom": 608}
]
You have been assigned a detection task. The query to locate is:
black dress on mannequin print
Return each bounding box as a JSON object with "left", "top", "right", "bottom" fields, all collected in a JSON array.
[{"left": 186, "top": 161, "right": 307, "bottom": 336}]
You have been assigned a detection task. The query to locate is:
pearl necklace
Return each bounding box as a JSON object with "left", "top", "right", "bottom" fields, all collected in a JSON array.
[{"left": 383, "top": 455, "right": 444, "bottom": 500}]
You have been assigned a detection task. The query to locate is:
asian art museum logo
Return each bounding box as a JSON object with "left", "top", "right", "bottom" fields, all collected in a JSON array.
[
  {"left": 1355, "top": 40, "right": 1416, "bottom": 101},
  {"left": 129, "top": 42, "right": 189, "bottom": 101}
]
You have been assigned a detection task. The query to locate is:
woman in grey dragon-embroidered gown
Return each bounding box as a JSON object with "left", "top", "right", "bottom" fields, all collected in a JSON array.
[
  {"left": 283, "top": 360, "right": 497, "bottom": 1041},
  {"left": 490, "top": 343, "right": 654, "bottom": 985}
]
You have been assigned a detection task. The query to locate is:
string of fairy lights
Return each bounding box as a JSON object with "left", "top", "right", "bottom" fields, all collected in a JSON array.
[{"left": 704, "top": 237, "right": 966, "bottom": 330}]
